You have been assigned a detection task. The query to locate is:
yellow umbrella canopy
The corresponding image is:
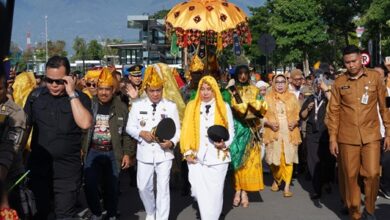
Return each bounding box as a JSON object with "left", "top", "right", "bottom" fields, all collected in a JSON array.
[{"left": 165, "top": 0, "right": 251, "bottom": 48}]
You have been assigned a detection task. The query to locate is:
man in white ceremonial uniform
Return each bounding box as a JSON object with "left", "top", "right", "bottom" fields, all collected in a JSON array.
[
  {"left": 126, "top": 69, "right": 180, "bottom": 220},
  {"left": 180, "top": 76, "right": 235, "bottom": 220}
]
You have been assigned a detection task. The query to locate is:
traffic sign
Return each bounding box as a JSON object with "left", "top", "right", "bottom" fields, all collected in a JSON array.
[
  {"left": 356, "top": 26, "right": 365, "bottom": 38},
  {"left": 361, "top": 52, "right": 370, "bottom": 66},
  {"left": 258, "top": 33, "right": 276, "bottom": 56}
]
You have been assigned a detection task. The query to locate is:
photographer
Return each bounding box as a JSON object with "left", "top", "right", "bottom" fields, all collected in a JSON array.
[
  {"left": 377, "top": 62, "right": 390, "bottom": 200},
  {"left": 300, "top": 75, "right": 334, "bottom": 201}
]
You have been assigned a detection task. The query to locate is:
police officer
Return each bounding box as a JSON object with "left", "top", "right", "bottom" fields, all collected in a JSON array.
[
  {"left": 0, "top": 74, "right": 26, "bottom": 217},
  {"left": 122, "top": 64, "right": 144, "bottom": 109},
  {"left": 24, "top": 55, "right": 92, "bottom": 220},
  {"left": 119, "top": 64, "right": 144, "bottom": 187}
]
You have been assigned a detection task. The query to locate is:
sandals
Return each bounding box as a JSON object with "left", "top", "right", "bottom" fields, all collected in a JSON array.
[
  {"left": 271, "top": 182, "right": 279, "bottom": 192},
  {"left": 283, "top": 191, "right": 293, "bottom": 198},
  {"left": 241, "top": 191, "right": 249, "bottom": 208},
  {"left": 232, "top": 191, "right": 241, "bottom": 207}
]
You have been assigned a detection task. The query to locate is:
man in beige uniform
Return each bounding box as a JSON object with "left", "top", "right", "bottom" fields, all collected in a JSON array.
[
  {"left": 328, "top": 45, "right": 390, "bottom": 220},
  {"left": 0, "top": 74, "right": 27, "bottom": 217}
]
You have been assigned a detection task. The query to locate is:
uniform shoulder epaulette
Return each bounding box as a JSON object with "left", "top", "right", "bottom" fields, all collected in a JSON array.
[{"left": 4, "top": 99, "right": 23, "bottom": 112}]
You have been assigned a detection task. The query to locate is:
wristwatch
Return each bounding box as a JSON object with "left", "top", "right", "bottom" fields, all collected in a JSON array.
[{"left": 68, "top": 92, "right": 79, "bottom": 101}]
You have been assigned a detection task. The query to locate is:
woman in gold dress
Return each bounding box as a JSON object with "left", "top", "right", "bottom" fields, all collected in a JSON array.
[
  {"left": 229, "top": 65, "right": 267, "bottom": 207},
  {"left": 263, "top": 74, "right": 301, "bottom": 197}
]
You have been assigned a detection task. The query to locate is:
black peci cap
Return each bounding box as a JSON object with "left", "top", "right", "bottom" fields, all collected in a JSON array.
[
  {"left": 207, "top": 125, "right": 229, "bottom": 142},
  {"left": 154, "top": 118, "right": 176, "bottom": 143}
]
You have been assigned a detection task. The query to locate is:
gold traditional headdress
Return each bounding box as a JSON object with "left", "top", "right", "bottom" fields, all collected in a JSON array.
[
  {"left": 84, "top": 69, "right": 101, "bottom": 81},
  {"left": 98, "top": 67, "right": 117, "bottom": 89},
  {"left": 142, "top": 66, "right": 165, "bottom": 90}
]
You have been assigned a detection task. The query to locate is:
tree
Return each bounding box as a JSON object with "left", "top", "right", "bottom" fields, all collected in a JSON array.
[
  {"left": 9, "top": 42, "right": 23, "bottom": 66},
  {"left": 34, "top": 40, "right": 67, "bottom": 60},
  {"left": 360, "top": 0, "right": 390, "bottom": 59},
  {"left": 268, "top": 0, "right": 328, "bottom": 74},
  {"left": 151, "top": 9, "right": 170, "bottom": 19},
  {"left": 245, "top": 5, "right": 272, "bottom": 69},
  {"left": 72, "top": 36, "right": 87, "bottom": 61},
  {"left": 102, "top": 38, "right": 123, "bottom": 57},
  {"left": 87, "top": 40, "right": 103, "bottom": 60}
]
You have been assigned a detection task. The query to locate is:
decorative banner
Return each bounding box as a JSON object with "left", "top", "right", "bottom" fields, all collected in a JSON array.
[{"left": 170, "top": 33, "right": 179, "bottom": 57}]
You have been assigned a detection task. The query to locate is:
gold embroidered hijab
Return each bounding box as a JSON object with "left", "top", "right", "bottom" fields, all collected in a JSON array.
[
  {"left": 263, "top": 74, "right": 301, "bottom": 145},
  {"left": 180, "top": 76, "right": 228, "bottom": 154},
  {"left": 12, "top": 72, "right": 36, "bottom": 107}
]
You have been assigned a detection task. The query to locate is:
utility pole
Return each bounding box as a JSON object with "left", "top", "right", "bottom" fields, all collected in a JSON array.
[{"left": 45, "top": 15, "right": 48, "bottom": 62}]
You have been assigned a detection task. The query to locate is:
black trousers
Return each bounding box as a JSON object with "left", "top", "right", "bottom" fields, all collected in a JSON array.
[
  {"left": 381, "top": 148, "right": 390, "bottom": 194},
  {"left": 306, "top": 137, "right": 335, "bottom": 195},
  {"left": 29, "top": 160, "right": 81, "bottom": 220}
]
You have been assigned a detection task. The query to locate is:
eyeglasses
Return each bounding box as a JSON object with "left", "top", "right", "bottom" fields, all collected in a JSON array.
[
  {"left": 292, "top": 78, "right": 303, "bottom": 81},
  {"left": 86, "top": 82, "right": 97, "bottom": 88},
  {"left": 275, "top": 81, "right": 286, "bottom": 84},
  {"left": 44, "top": 77, "right": 65, "bottom": 85}
]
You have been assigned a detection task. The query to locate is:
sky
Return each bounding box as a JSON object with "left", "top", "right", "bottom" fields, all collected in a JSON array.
[{"left": 11, "top": 0, "right": 264, "bottom": 55}]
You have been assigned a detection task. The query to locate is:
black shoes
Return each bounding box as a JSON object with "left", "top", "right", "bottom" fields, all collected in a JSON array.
[
  {"left": 310, "top": 193, "right": 321, "bottom": 200},
  {"left": 379, "top": 188, "right": 390, "bottom": 200},
  {"left": 362, "top": 209, "right": 376, "bottom": 220}
]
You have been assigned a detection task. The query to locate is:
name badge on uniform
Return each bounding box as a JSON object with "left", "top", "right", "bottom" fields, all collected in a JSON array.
[{"left": 361, "top": 86, "right": 369, "bottom": 105}]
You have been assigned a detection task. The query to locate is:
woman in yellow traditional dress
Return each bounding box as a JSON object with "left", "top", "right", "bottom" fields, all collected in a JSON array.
[
  {"left": 229, "top": 65, "right": 267, "bottom": 207},
  {"left": 263, "top": 74, "right": 301, "bottom": 197}
]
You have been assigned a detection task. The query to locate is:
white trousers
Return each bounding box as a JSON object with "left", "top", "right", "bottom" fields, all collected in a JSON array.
[
  {"left": 137, "top": 160, "right": 172, "bottom": 220},
  {"left": 188, "top": 162, "right": 228, "bottom": 220}
]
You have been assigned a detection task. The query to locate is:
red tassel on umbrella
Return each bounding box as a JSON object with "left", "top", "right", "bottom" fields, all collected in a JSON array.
[{"left": 246, "top": 31, "right": 252, "bottom": 45}]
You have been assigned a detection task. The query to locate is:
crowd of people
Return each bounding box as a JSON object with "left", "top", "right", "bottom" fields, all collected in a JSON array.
[{"left": 1, "top": 44, "right": 390, "bottom": 220}]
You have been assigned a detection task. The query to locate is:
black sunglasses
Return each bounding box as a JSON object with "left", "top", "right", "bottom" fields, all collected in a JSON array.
[
  {"left": 86, "top": 82, "right": 97, "bottom": 88},
  {"left": 44, "top": 77, "right": 66, "bottom": 85}
]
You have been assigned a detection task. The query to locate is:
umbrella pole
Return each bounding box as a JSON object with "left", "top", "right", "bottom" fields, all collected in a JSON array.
[
  {"left": 205, "top": 34, "right": 208, "bottom": 75},
  {"left": 184, "top": 47, "right": 188, "bottom": 70}
]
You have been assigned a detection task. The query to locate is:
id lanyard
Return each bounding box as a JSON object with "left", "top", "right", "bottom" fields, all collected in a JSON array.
[{"left": 314, "top": 98, "right": 324, "bottom": 122}]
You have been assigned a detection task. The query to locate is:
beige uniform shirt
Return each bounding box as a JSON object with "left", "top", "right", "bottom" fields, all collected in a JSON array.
[{"left": 327, "top": 68, "right": 390, "bottom": 145}]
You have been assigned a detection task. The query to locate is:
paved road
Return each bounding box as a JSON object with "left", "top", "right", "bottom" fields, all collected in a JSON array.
[{"left": 112, "top": 170, "right": 390, "bottom": 220}]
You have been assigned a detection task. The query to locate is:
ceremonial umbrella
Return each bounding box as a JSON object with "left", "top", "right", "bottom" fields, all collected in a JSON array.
[{"left": 165, "top": 0, "right": 251, "bottom": 50}]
